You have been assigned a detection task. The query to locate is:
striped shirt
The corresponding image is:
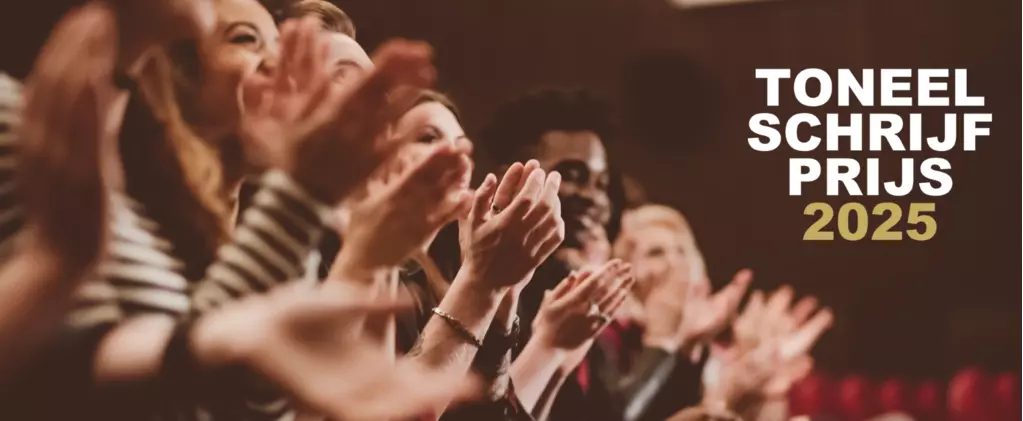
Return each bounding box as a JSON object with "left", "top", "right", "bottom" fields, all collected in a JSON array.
[{"left": 0, "top": 73, "right": 329, "bottom": 421}]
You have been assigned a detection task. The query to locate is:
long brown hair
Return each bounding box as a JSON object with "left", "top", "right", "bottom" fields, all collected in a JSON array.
[
  {"left": 118, "top": 45, "right": 232, "bottom": 281},
  {"left": 405, "top": 90, "right": 463, "bottom": 301}
]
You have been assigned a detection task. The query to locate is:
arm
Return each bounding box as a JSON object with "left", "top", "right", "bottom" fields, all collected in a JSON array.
[
  {"left": 0, "top": 70, "right": 124, "bottom": 373},
  {"left": 191, "top": 169, "right": 332, "bottom": 311},
  {"left": 510, "top": 336, "right": 569, "bottom": 419},
  {"left": 406, "top": 268, "right": 505, "bottom": 372},
  {"left": 438, "top": 292, "right": 531, "bottom": 421}
]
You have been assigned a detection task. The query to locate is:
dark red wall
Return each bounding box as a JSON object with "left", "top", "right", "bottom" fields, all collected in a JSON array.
[{"left": 2, "top": 0, "right": 1018, "bottom": 377}]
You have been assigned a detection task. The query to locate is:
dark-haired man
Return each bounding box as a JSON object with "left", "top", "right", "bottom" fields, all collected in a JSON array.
[
  {"left": 268, "top": 0, "right": 371, "bottom": 88},
  {"left": 482, "top": 88, "right": 706, "bottom": 421}
]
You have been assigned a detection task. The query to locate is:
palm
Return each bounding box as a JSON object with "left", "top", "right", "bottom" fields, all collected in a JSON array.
[
  {"left": 703, "top": 286, "right": 832, "bottom": 399},
  {"left": 227, "top": 286, "right": 479, "bottom": 421},
  {"left": 459, "top": 161, "right": 565, "bottom": 291},
  {"left": 682, "top": 269, "right": 752, "bottom": 343},
  {"left": 343, "top": 141, "right": 472, "bottom": 270},
  {"left": 683, "top": 293, "right": 731, "bottom": 339}
]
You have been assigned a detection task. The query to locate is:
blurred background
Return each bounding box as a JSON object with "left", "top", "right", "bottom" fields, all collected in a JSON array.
[{"left": 1, "top": 0, "right": 1018, "bottom": 387}]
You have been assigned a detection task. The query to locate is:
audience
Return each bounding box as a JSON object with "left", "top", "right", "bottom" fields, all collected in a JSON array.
[{"left": 13, "top": 1, "right": 1011, "bottom": 421}]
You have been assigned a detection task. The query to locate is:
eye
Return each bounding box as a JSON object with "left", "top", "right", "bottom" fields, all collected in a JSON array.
[
  {"left": 230, "top": 33, "right": 259, "bottom": 45},
  {"left": 417, "top": 127, "right": 442, "bottom": 144},
  {"left": 562, "top": 167, "right": 584, "bottom": 182},
  {"left": 644, "top": 246, "right": 666, "bottom": 258}
]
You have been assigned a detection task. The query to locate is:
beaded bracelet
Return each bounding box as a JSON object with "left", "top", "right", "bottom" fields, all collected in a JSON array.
[{"left": 431, "top": 307, "right": 484, "bottom": 348}]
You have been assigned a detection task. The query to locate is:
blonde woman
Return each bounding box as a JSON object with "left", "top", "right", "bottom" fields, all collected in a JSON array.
[{"left": 622, "top": 205, "right": 833, "bottom": 421}]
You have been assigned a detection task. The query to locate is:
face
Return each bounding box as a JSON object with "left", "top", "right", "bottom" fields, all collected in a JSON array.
[
  {"left": 393, "top": 101, "right": 471, "bottom": 189},
  {"left": 534, "top": 131, "right": 612, "bottom": 240},
  {"left": 626, "top": 225, "right": 693, "bottom": 300},
  {"left": 326, "top": 32, "right": 372, "bottom": 89},
  {"left": 191, "top": 0, "right": 279, "bottom": 136}
]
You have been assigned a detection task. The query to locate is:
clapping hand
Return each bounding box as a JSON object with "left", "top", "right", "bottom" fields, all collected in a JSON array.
[
  {"left": 240, "top": 17, "right": 436, "bottom": 204},
  {"left": 194, "top": 283, "right": 482, "bottom": 421},
  {"left": 680, "top": 269, "right": 753, "bottom": 346},
  {"left": 18, "top": 4, "right": 119, "bottom": 276},
  {"left": 335, "top": 138, "right": 473, "bottom": 277},
  {"left": 702, "top": 286, "right": 833, "bottom": 408},
  {"left": 458, "top": 160, "right": 565, "bottom": 293},
  {"left": 531, "top": 260, "right": 634, "bottom": 358}
]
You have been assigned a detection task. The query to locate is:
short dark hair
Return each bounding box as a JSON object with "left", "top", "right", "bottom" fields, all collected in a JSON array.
[
  {"left": 480, "top": 87, "right": 616, "bottom": 166},
  {"left": 268, "top": 0, "right": 356, "bottom": 38}
]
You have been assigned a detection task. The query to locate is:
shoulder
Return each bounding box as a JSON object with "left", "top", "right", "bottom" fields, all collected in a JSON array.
[
  {"left": 0, "top": 73, "right": 23, "bottom": 142},
  {"left": 0, "top": 73, "right": 23, "bottom": 118}
]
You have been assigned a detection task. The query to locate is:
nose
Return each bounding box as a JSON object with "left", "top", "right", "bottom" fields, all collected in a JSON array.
[{"left": 257, "top": 53, "right": 278, "bottom": 79}]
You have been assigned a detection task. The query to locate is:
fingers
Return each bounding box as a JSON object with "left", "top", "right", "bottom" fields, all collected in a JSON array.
[
  {"left": 763, "top": 285, "right": 793, "bottom": 327},
  {"left": 427, "top": 190, "right": 473, "bottom": 227},
  {"left": 559, "top": 266, "right": 606, "bottom": 309},
  {"left": 711, "top": 270, "right": 753, "bottom": 316},
  {"left": 790, "top": 295, "right": 820, "bottom": 326},
  {"left": 276, "top": 20, "right": 299, "bottom": 92},
  {"left": 780, "top": 307, "right": 833, "bottom": 360},
  {"left": 345, "top": 39, "right": 435, "bottom": 136},
  {"left": 500, "top": 168, "right": 545, "bottom": 222},
  {"left": 743, "top": 290, "right": 766, "bottom": 320},
  {"left": 534, "top": 229, "right": 566, "bottom": 263},
  {"left": 491, "top": 162, "right": 525, "bottom": 212},
  {"left": 550, "top": 271, "right": 580, "bottom": 301},
  {"left": 515, "top": 160, "right": 541, "bottom": 194},
  {"left": 731, "top": 268, "right": 754, "bottom": 291},
  {"left": 602, "top": 286, "right": 631, "bottom": 318},
  {"left": 468, "top": 173, "right": 498, "bottom": 224},
  {"left": 600, "top": 268, "right": 635, "bottom": 318},
  {"left": 522, "top": 171, "right": 561, "bottom": 238},
  {"left": 596, "top": 262, "right": 633, "bottom": 309},
  {"left": 25, "top": 4, "right": 115, "bottom": 134},
  {"left": 294, "top": 18, "right": 319, "bottom": 91}
]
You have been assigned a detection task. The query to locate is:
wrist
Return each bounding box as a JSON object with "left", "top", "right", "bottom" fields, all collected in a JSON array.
[
  {"left": 458, "top": 261, "right": 513, "bottom": 295},
  {"left": 328, "top": 249, "right": 392, "bottom": 285},
  {"left": 642, "top": 333, "right": 681, "bottom": 353},
  {"left": 522, "top": 335, "right": 569, "bottom": 367},
  {"left": 494, "top": 292, "right": 519, "bottom": 332},
  {"left": 433, "top": 269, "right": 507, "bottom": 340},
  {"left": 189, "top": 313, "right": 258, "bottom": 368}
]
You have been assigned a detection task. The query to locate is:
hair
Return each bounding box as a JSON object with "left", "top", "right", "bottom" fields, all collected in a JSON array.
[
  {"left": 268, "top": 0, "right": 356, "bottom": 38},
  {"left": 413, "top": 90, "right": 460, "bottom": 121},
  {"left": 613, "top": 204, "right": 708, "bottom": 285},
  {"left": 406, "top": 89, "right": 463, "bottom": 301},
  {"left": 481, "top": 87, "right": 626, "bottom": 241},
  {"left": 480, "top": 87, "right": 617, "bottom": 167},
  {"left": 119, "top": 44, "right": 233, "bottom": 281}
]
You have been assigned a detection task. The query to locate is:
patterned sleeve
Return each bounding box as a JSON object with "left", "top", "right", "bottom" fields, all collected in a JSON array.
[
  {"left": 0, "top": 74, "right": 123, "bottom": 327},
  {"left": 190, "top": 169, "right": 335, "bottom": 421},
  {"left": 0, "top": 74, "right": 25, "bottom": 256},
  {"left": 191, "top": 169, "right": 333, "bottom": 310}
]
